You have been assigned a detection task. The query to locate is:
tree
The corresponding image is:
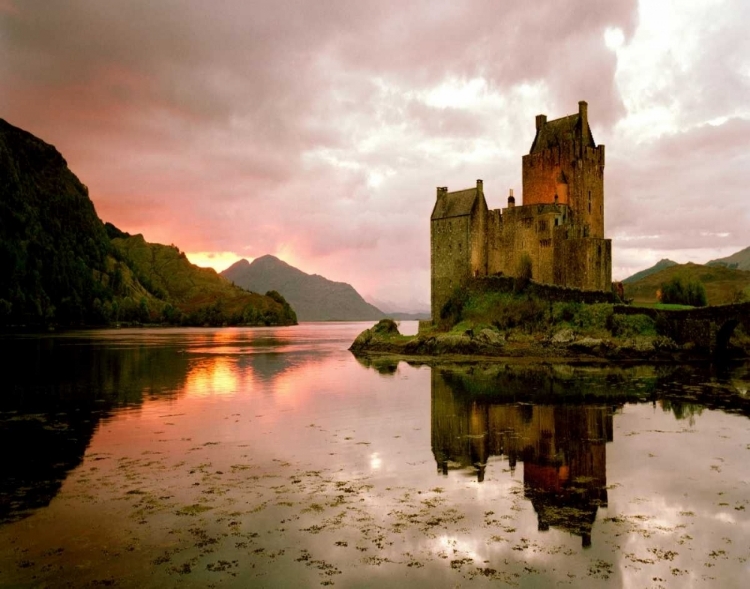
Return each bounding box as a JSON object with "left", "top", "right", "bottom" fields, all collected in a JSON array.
[{"left": 660, "top": 276, "right": 707, "bottom": 307}]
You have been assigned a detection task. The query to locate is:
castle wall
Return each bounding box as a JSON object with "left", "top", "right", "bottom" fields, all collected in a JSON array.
[
  {"left": 487, "top": 204, "right": 569, "bottom": 285},
  {"left": 486, "top": 209, "right": 503, "bottom": 276},
  {"left": 571, "top": 146, "right": 605, "bottom": 239},
  {"left": 552, "top": 237, "right": 612, "bottom": 291},
  {"left": 468, "top": 275, "right": 615, "bottom": 304},
  {"left": 431, "top": 215, "right": 471, "bottom": 317},
  {"left": 470, "top": 196, "right": 488, "bottom": 278}
]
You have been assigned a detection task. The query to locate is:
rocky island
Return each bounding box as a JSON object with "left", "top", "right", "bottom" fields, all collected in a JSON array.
[
  {"left": 351, "top": 100, "right": 750, "bottom": 363},
  {"left": 350, "top": 286, "right": 750, "bottom": 363}
]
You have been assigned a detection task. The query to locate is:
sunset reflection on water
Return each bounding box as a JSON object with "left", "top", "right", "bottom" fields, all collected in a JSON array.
[
  {"left": 184, "top": 356, "right": 242, "bottom": 398},
  {"left": 0, "top": 324, "right": 749, "bottom": 588}
]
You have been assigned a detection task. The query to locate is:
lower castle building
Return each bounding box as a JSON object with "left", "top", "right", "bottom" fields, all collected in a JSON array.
[{"left": 431, "top": 101, "right": 612, "bottom": 317}]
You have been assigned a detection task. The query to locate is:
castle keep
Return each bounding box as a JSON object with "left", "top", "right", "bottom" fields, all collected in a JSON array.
[{"left": 430, "top": 101, "right": 612, "bottom": 317}]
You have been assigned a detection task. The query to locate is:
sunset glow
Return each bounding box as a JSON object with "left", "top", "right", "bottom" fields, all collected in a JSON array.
[{"left": 184, "top": 252, "right": 246, "bottom": 273}]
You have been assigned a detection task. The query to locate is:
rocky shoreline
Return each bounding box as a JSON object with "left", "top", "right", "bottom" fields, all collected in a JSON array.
[{"left": 349, "top": 320, "right": 740, "bottom": 363}]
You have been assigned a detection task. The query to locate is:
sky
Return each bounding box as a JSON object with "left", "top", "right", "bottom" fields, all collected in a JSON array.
[{"left": 1, "top": 0, "right": 749, "bottom": 312}]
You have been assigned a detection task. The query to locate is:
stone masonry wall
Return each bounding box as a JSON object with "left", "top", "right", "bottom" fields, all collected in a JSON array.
[
  {"left": 470, "top": 191, "right": 488, "bottom": 277},
  {"left": 469, "top": 275, "right": 615, "bottom": 304},
  {"left": 553, "top": 237, "right": 611, "bottom": 291},
  {"left": 522, "top": 143, "right": 604, "bottom": 239},
  {"left": 431, "top": 215, "right": 471, "bottom": 317},
  {"left": 487, "top": 204, "right": 569, "bottom": 285}
]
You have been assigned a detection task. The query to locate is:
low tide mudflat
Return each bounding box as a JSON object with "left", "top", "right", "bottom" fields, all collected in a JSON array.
[{"left": 1, "top": 324, "right": 749, "bottom": 588}]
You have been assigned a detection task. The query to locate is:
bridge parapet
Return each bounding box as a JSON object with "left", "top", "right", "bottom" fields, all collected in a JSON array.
[{"left": 612, "top": 302, "right": 750, "bottom": 355}]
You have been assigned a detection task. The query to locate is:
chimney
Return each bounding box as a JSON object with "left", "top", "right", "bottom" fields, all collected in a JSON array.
[
  {"left": 436, "top": 186, "right": 448, "bottom": 198},
  {"left": 535, "top": 114, "right": 547, "bottom": 130},
  {"left": 579, "top": 100, "right": 588, "bottom": 135},
  {"left": 476, "top": 179, "right": 483, "bottom": 191},
  {"left": 507, "top": 188, "right": 515, "bottom": 208}
]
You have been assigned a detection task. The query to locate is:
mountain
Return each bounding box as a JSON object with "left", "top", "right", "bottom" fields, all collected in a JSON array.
[
  {"left": 621, "top": 259, "right": 678, "bottom": 284},
  {"left": 623, "top": 262, "right": 750, "bottom": 305},
  {"left": 366, "top": 297, "right": 431, "bottom": 321},
  {"left": 109, "top": 234, "right": 296, "bottom": 326},
  {"left": 222, "top": 255, "right": 385, "bottom": 321},
  {"left": 0, "top": 118, "right": 295, "bottom": 327},
  {"left": 367, "top": 296, "right": 430, "bottom": 316},
  {"left": 707, "top": 246, "right": 750, "bottom": 271}
]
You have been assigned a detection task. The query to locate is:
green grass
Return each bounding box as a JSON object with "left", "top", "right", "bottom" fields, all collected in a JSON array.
[
  {"left": 440, "top": 288, "right": 658, "bottom": 340},
  {"left": 632, "top": 302, "right": 694, "bottom": 310}
]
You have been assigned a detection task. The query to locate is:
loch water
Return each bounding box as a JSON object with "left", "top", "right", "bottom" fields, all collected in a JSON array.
[{"left": 1, "top": 323, "right": 749, "bottom": 588}]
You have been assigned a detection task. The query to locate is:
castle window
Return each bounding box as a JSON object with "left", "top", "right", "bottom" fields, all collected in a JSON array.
[
  {"left": 540, "top": 239, "right": 551, "bottom": 248},
  {"left": 588, "top": 190, "right": 592, "bottom": 214},
  {"left": 555, "top": 218, "right": 559, "bottom": 226}
]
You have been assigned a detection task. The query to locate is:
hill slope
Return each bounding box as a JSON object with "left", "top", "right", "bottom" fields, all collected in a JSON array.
[
  {"left": 222, "top": 255, "right": 384, "bottom": 321},
  {"left": 0, "top": 118, "right": 295, "bottom": 327},
  {"left": 110, "top": 235, "right": 296, "bottom": 326},
  {"left": 708, "top": 246, "right": 750, "bottom": 271},
  {"left": 0, "top": 118, "right": 112, "bottom": 324},
  {"left": 622, "top": 259, "right": 678, "bottom": 284},
  {"left": 623, "top": 262, "right": 750, "bottom": 305}
]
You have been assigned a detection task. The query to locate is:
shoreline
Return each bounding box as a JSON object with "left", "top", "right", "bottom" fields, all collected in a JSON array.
[{"left": 349, "top": 321, "right": 749, "bottom": 364}]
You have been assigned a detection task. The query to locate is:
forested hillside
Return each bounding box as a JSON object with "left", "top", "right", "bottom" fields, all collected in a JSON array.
[{"left": 0, "top": 118, "right": 296, "bottom": 327}]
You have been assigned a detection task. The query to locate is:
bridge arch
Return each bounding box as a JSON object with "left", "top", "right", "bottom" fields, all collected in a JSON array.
[{"left": 715, "top": 319, "right": 741, "bottom": 356}]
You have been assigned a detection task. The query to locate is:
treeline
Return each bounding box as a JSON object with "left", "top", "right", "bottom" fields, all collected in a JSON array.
[
  {"left": 659, "top": 276, "right": 707, "bottom": 307},
  {"left": 91, "top": 293, "right": 296, "bottom": 327}
]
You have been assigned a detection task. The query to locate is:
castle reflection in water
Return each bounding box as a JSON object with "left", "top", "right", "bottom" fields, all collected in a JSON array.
[{"left": 431, "top": 368, "right": 616, "bottom": 547}]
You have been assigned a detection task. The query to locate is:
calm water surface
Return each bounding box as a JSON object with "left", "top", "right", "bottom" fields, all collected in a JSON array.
[{"left": 1, "top": 322, "right": 749, "bottom": 588}]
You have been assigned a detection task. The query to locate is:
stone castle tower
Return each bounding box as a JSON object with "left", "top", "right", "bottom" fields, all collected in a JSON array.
[{"left": 431, "top": 101, "right": 612, "bottom": 317}]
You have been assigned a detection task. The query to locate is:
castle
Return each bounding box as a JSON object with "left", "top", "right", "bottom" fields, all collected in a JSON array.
[{"left": 430, "top": 101, "right": 612, "bottom": 317}]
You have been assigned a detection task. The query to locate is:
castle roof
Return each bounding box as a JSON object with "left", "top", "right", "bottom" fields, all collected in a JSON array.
[
  {"left": 431, "top": 187, "right": 480, "bottom": 220},
  {"left": 529, "top": 113, "right": 595, "bottom": 154}
]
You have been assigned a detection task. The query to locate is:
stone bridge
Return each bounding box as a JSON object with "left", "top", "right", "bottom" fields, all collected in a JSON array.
[{"left": 613, "top": 302, "right": 750, "bottom": 356}]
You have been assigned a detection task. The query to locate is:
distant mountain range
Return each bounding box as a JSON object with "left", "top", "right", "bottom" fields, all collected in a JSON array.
[
  {"left": 222, "top": 256, "right": 386, "bottom": 321},
  {"left": 367, "top": 296, "right": 430, "bottom": 317},
  {"left": 707, "top": 246, "right": 750, "bottom": 271},
  {"left": 623, "top": 260, "right": 750, "bottom": 305},
  {"left": 621, "top": 259, "right": 678, "bottom": 284}
]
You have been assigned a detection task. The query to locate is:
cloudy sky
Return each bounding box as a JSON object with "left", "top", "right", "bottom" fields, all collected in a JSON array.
[{"left": 1, "top": 0, "right": 748, "bottom": 311}]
